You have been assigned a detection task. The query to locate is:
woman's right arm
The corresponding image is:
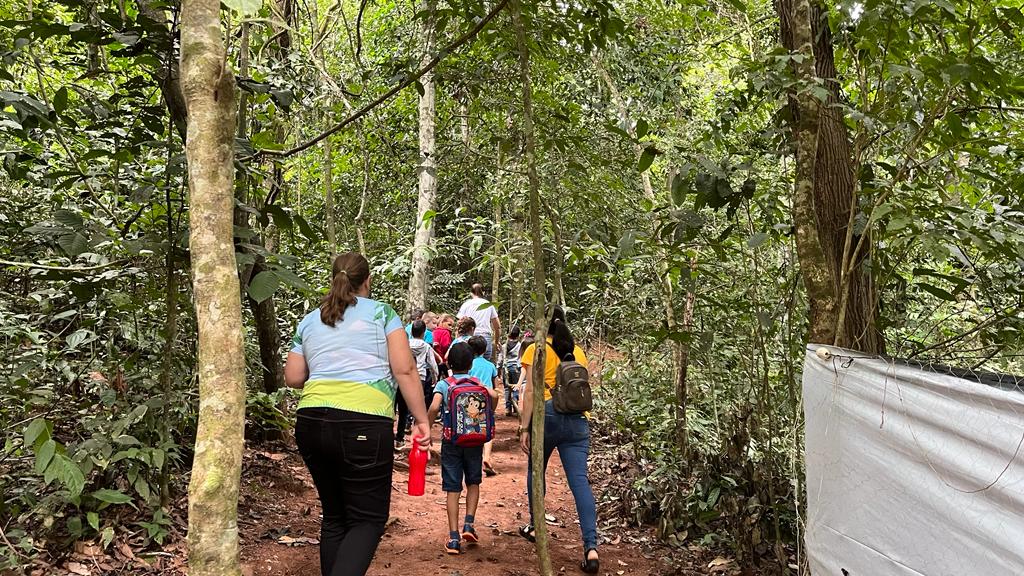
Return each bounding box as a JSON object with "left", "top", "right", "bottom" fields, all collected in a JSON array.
[
  {"left": 284, "top": 352, "right": 308, "bottom": 388},
  {"left": 386, "top": 329, "right": 432, "bottom": 451}
]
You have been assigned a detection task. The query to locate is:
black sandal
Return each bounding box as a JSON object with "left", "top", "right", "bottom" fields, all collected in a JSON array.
[
  {"left": 581, "top": 548, "right": 599, "bottom": 574},
  {"left": 518, "top": 524, "right": 536, "bottom": 542}
]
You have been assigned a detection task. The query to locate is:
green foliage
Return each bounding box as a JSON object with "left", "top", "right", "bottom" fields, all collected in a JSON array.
[{"left": 1, "top": 0, "right": 1021, "bottom": 569}]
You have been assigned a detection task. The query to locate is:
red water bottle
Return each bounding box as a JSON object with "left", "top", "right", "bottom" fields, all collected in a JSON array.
[{"left": 407, "top": 435, "right": 427, "bottom": 496}]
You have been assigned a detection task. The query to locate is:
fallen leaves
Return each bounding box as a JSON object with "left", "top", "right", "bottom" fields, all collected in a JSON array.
[
  {"left": 65, "top": 561, "right": 91, "bottom": 575},
  {"left": 276, "top": 535, "right": 319, "bottom": 547}
]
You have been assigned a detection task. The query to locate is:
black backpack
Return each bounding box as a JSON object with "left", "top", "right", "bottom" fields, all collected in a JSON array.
[{"left": 551, "top": 350, "right": 592, "bottom": 414}]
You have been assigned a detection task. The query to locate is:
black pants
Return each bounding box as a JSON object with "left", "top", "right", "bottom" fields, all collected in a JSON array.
[
  {"left": 396, "top": 376, "right": 434, "bottom": 443},
  {"left": 295, "top": 408, "right": 394, "bottom": 576}
]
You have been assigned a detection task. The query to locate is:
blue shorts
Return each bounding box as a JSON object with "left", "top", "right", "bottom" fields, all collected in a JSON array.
[{"left": 440, "top": 441, "right": 483, "bottom": 492}]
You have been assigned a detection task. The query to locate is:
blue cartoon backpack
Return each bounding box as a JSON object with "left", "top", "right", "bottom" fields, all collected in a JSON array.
[{"left": 443, "top": 376, "right": 495, "bottom": 448}]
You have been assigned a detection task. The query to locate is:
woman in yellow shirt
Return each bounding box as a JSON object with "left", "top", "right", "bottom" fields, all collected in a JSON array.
[{"left": 517, "top": 306, "right": 599, "bottom": 574}]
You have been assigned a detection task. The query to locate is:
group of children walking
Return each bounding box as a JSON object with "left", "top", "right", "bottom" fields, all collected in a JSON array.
[{"left": 398, "top": 287, "right": 531, "bottom": 555}]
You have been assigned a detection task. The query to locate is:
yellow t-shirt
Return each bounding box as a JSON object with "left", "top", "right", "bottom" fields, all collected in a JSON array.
[{"left": 519, "top": 339, "right": 588, "bottom": 401}]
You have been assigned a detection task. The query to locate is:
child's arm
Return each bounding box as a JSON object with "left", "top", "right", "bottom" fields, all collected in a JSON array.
[{"left": 427, "top": 392, "right": 443, "bottom": 426}]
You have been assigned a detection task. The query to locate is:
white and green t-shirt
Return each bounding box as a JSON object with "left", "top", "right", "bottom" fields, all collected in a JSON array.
[{"left": 290, "top": 297, "right": 403, "bottom": 417}]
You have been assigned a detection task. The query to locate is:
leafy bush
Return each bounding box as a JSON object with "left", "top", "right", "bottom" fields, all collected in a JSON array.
[{"left": 592, "top": 339, "right": 800, "bottom": 558}]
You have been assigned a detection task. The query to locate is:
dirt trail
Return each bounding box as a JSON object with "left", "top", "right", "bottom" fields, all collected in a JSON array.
[{"left": 238, "top": 414, "right": 672, "bottom": 576}]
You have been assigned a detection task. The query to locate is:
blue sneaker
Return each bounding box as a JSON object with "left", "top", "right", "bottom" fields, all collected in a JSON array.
[
  {"left": 461, "top": 525, "right": 479, "bottom": 543},
  {"left": 445, "top": 538, "right": 461, "bottom": 555}
]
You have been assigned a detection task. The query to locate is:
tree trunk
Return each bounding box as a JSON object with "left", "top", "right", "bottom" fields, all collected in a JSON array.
[
  {"left": 324, "top": 133, "right": 337, "bottom": 254},
  {"left": 776, "top": 0, "right": 884, "bottom": 353},
  {"left": 159, "top": 126, "right": 179, "bottom": 507},
  {"left": 513, "top": 1, "right": 552, "bottom": 574},
  {"left": 247, "top": 0, "right": 290, "bottom": 398},
  {"left": 250, "top": 261, "right": 284, "bottom": 394},
  {"left": 492, "top": 141, "right": 503, "bottom": 303},
  {"left": 355, "top": 140, "right": 370, "bottom": 254},
  {"left": 406, "top": 0, "right": 437, "bottom": 315},
  {"left": 675, "top": 254, "right": 697, "bottom": 465},
  {"left": 137, "top": 0, "right": 188, "bottom": 140},
  {"left": 180, "top": 0, "right": 245, "bottom": 571}
]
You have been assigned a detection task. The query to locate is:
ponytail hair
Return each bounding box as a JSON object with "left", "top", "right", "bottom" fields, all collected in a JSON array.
[
  {"left": 320, "top": 252, "right": 370, "bottom": 326},
  {"left": 548, "top": 305, "right": 575, "bottom": 361}
]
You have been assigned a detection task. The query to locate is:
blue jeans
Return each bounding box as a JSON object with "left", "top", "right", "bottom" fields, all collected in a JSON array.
[
  {"left": 480, "top": 333, "right": 494, "bottom": 362},
  {"left": 526, "top": 400, "right": 598, "bottom": 550},
  {"left": 505, "top": 366, "right": 521, "bottom": 411},
  {"left": 441, "top": 440, "right": 484, "bottom": 492}
]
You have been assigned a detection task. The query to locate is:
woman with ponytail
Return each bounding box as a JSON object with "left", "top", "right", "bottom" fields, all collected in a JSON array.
[
  {"left": 284, "top": 252, "right": 431, "bottom": 576},
  {"left": 516, "top": 306, "right": 599, "bottom": 574}
]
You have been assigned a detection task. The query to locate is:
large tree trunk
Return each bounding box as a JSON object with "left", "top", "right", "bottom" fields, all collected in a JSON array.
[
  {"left": 513, "top": 1, "right": 552, "bottom": 574},
  {"left": 180, "top": 0, "right": 245, "bottom": 572},
  {"left": 406, "top": 0, "right": 437, "bottom": 315},
  {"left": 776, "top": 0, "right": 884, "bottom": 353}
]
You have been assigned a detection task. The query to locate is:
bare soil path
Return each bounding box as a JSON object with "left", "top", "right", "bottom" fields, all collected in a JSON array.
[{"left": 238, "top": 414, "right": 674, "bottom": 576}]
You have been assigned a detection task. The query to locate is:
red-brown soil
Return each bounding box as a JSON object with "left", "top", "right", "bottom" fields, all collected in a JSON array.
[{"left": 238, "top": 414, "right": 675, "bottom": 576}]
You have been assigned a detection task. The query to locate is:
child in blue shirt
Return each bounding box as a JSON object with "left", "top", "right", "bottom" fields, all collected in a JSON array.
[
  {"left": 468, "top": 336, "right": 501, "bottom": 477},
  {"left": 428, "top": 342, "right": 497, "bottom": 555}
]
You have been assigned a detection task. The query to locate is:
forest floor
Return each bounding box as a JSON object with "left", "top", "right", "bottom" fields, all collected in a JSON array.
[
  {"left": 33, "top": 414, "right": 757, "bottom": 575},
  {"left": 233, "top": 415, "right": 750, "bottom": 576}
]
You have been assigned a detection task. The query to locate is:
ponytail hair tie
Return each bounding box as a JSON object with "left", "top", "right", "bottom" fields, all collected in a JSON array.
[{"left": 338, "top": 269, "right": 348, "bottom": 277}]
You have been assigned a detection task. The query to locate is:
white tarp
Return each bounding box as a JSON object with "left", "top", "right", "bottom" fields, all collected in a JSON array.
[{"left": 802, "top": 345, "right": 1024, "bottom": 576}]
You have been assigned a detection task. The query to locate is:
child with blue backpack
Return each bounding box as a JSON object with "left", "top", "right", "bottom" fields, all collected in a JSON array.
[
  {"left": 427, "top": 342, "right": 497, "bottom": 555},
  {"left": 468, "top": 335, "right": 501, "bottom": 476}
]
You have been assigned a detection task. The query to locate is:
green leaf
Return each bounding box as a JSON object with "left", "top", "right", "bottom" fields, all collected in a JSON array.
[
  {"left": 248, "top": 271, "right": 280, "bottom": 303},
  {"left": 221, "top": 0, "right": 262, "bottom": 15},
  {"left": 264, "top": 205, "right": 293, "bottom": 230},
  {"left": 616, "top": 231, "right": 636, "bottom": 259},
  {"left": 150, "top": 449, "right": 165, "bottom": 470},
  {"left": 638, "top": 146, "right": 658, "bottom": 173},
  {"left": 270, "top": 266, "right": 309, "bottom": 291},
  {"left": 87, "top": 511, "right": 99, "bottom": 531},
  {"left": 294, "top": 215, "right": 319, "bottom": 242},
  {"left": 91, "top": 488, "right": 132, "bottom": 504},
  {"left": 421, "top": 209, "right": 437, "bottom": 228},
  {"left": 35, "top": 439, "right": 56, "bottom": 474},
  {"left": 24, "top": 418, "right": 50, "bottom": 449},
  {"left": 127, "top": 404, "right": 148, "bottom": 424},
  {"left": 54, "top": 454, "right": 85, "bottom": 496},
  {"left": 101, "top": 527, "right": 114, "bottom": 549},
  {"left": 918, "top": 283, "right": 956, "bottom": 301},
  {"left": 746, "top": 232, "right": 769, "bottom": 248},
  {"left": 66, "top": 328, "right": 92, "bottom": 350},
  {"left": 58, "top": 232, "right": 90, "bottom": 257},
  {"left": 134, "top": 477, "right": 152, "bottom": 503},
  {"left": 723, "top": 0, "right": 746, "bottom": 12},
  {"left": 52, "top": 87, "right": 68, "bottom": 114},
  {"left": 671, "top": 174, "right": 687, "bottom": 207},
  {"left": 635, "top": 118, "right": 649, "bottom": 140},
  {"left": 113, "top": 434, "right": 140, "bottom": 445}
]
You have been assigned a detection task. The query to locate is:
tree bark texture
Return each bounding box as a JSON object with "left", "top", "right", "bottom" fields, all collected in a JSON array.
[
  {"left": 776, "top": 0, "right": 884, "bottom": 353},
  {"left": 512, "top": 1, "right": 553, "bottom": 574},
  {"left": 137, "top": 0, "right": 188, "bottom": 140},
  {"left": 180, "top": 0, "right": 246, "bottom": 572},
  {"left": 406, "top": 0, "right": 437, "bottom": 315}
]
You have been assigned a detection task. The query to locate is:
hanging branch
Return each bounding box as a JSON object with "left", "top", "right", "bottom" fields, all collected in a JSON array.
[
  {"left": 0, "top": 258, "right": 130, "bottom": 272},
  {"left": 251, "top": 0, "right": 510, "bottom": 160}
]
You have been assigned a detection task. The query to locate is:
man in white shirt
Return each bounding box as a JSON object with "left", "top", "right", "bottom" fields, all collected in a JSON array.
[{"left": 457, "top": 283, "right": 500, "bottom": 361}]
